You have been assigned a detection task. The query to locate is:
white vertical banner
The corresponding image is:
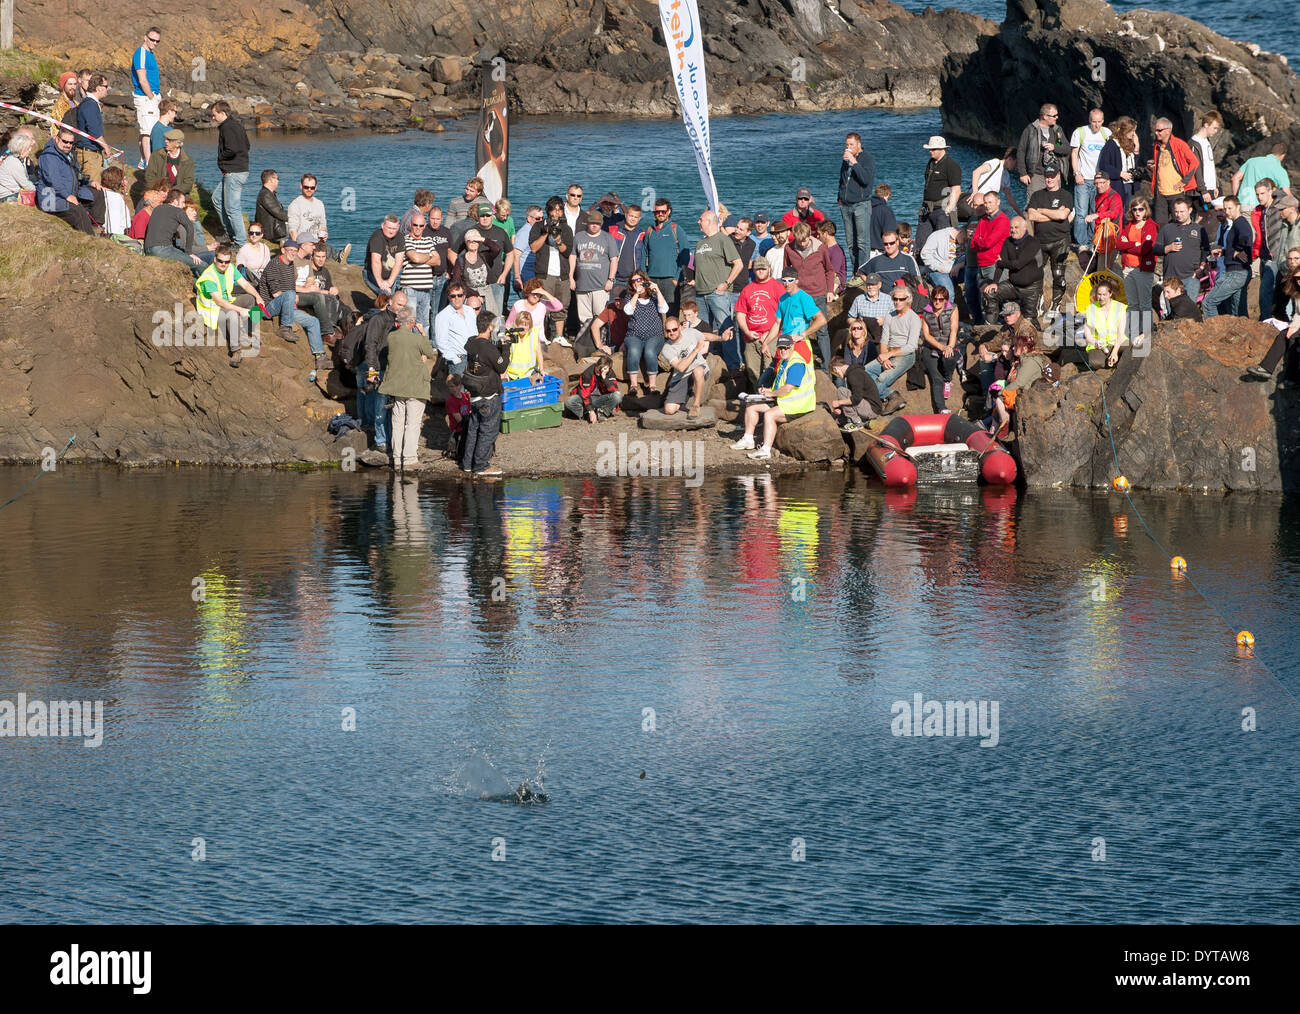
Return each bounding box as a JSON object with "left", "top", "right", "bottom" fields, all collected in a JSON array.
[{"left": 659, "top": 0, "right": 721, "bottom": 212}]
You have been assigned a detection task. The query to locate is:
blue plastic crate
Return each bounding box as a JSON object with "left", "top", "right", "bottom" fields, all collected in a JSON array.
[{"left": 502, "top": 374, "right": 562, "bottom": 411}]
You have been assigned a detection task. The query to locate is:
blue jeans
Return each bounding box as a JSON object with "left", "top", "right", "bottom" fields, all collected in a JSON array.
[
  {"left": 701, "top": 291, "right": 739, "bottom": 369},
  {"left": 356, "top": 363, "right": 389, "bottom": 448},
  {"left": 1259, "top": 259, "right": 1276, "bottom": 319},
  {"left": 840, "top": 201, "right": 871, "bottom": 275},
  {"left": 147, "top": 245, "right": 201, "bottom": 276},
  {"left": 264, "top": 290, "right": 323, "bottom": 354},
  {"left": 1073, "top": 180, "right": 1096, "bottom": 246},
  {"left": 403, "top": 286, "right": 433, "bottom": 337},
  {"left": 445, "top": 356, "right": 466, "bottom": 376},
  {"left": 364, "top": 264, "right": 402, "bottom": 297},
  {"left": 1202, "top": 268, "right": 1248, "bottom": 318},
  {"left": 461, "top": 395, "right": 502, "bottom": 472},
  {"left": 964, "top": 261, "right": 983, "bottom": 323},
  {"left": 812, "top": 294, "right": 830, "bottom": 370},
  {"left": 928, "top": 269, "right": 958, "bottom": 300},
  {"left": 213, "top": 170, "right": 248, "bottom": 247},
  {"left": 488, "top": 281, "right": 505, "bottom": 317},
  {"left": 866, "top": 351, "right": 916, "bottom": 397},
  {"left": 624, "top": 332, "right": 665, "bottom": 378}
]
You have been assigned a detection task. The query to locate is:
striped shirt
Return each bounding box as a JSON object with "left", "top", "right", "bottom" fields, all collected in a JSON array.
[{"left": 402, "top": 232, "right": 436, "bottom": 290}]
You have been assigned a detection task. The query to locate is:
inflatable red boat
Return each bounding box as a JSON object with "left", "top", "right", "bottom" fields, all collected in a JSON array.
[{"left": 863, "top": 413, "right": 1017, "bottom": 488}]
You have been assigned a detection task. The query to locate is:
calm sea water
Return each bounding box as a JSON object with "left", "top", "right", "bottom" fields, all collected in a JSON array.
[{"left": 1, "top": 466, "right": 1297, "bottom": 923}]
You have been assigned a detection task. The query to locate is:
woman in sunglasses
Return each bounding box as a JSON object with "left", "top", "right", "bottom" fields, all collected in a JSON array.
[{"left": 621, "top": 271, "right": 668, "bottom": 398}]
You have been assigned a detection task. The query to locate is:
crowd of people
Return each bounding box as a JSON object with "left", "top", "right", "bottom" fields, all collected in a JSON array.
[{"left": 3, "top": 35, "right": 1299, "bottom": 471}]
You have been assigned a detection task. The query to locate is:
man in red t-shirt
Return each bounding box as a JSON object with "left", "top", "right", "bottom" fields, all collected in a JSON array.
[
  {"left": 780, "top": 186, "right": 827, "bottom": 230},
  {"left": 735, "top": 258, "right": 786, "bottom": 389}
]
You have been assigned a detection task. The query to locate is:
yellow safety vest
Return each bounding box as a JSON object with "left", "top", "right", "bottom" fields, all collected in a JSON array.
[
  {"left": 775, "top": 355, "right": 815, "bottom": 417},
  {"left": 195, "top": 263, "right": 238, "bottom": 330},
  {"left": 505, "top": 332, "right": 539, "bottom": 380},
  {"left": 1085, "top": 299, "right": 1126, "bottom": 350}
]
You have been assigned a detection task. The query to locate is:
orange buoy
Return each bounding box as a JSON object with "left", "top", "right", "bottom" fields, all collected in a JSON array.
[
  {"left": 1236, "top": 631, "right": 1255, "bottom": 648},
  {"left": 1171, "top": 556, "right": 1187, "bottom": 572},
  {"left": 1113, "top": 476, "right": 1129, "bottom": 491}
]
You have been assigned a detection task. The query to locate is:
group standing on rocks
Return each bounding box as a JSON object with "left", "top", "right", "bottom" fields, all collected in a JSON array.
[{"left": 3, "top": 27, "right": 1299, "bottom": 474}]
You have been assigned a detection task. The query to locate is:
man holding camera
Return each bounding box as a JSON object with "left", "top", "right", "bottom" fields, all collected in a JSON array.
[
  {"left": 460, "top": 310, "right": 511, "bottom": 477},
  {"left": 528, "top": 196, "right": 574, "bottom": 340}
]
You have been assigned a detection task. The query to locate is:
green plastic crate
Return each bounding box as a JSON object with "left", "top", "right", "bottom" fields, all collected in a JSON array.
[{"left": 500, "top": 402, "right": 565, "bottom": 434}]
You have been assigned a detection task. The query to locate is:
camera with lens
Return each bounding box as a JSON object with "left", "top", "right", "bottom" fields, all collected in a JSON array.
[{"left": 545, "top": 219, "right": 563, "bottom": 237}]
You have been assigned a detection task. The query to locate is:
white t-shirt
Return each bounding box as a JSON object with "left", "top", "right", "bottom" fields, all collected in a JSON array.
[
  {"left": 1192, "top": 135, "right": 1216, "bottom": 192},
  {"left": 973, "top": 157, "right": 1005, "bottom": 197},
  {"left": 1071, "top": 125, "right": 1112, "bottom": 179},
  {"left": 103, "top": 191, "right": 130, "bottom": 236}
]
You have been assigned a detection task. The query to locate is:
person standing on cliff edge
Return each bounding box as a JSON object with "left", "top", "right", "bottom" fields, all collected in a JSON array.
[
  {"left": 1016, "top": 103, "right": 1071, "bottom": 203},
  {"left": 131, "top": 27, "right": 162, "bottom": 170},
  {"left": 212, "top": 101, "right": 250, "bottom": 248},
  {"left": 917, "top": 136, "right": 961, "bottom": 253},
  {"left": 838, "top": 132, "right": 875, "bottom": 277}
]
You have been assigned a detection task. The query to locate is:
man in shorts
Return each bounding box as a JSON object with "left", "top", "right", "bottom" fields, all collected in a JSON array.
[{"left": 131, "top": 27, "right": 163, "bottom": 169}]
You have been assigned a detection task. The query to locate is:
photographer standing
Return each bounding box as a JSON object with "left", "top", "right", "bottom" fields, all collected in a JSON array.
[
  {"left": 460, "top": 310, "right": 510, "bottom": 478},
  {"left": 528, "top": 196, "right": 574, "bottom": 341}
]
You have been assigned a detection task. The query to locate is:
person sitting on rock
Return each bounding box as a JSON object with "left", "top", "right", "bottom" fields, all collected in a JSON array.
[
  {"left": 182, "top": 196, "right": 219, "bottom": 269},
  {"left": 145, "top": 129, "right": 194, "bottom": 197},
  {"left": 661, "top": 315, "right": 712, "bottom": 419},
  {"left": 143, "top": 188, "right": 202, "bottom": 271},
  {"left": 1160, "top": 277, "right": 1201, "bottom": 322},
  {"left": 1080, "top": 279, "right": 1131, "bottom": 368},
  {"left": 254, "top": 169, "right": 288, "bottom": 244},
  {"left": 97, "top": 165, "right": 133, "bottom": 245},
  {"left": 444, "top": 373, "right": 472, "bottom": 460},
  {"left": 982, "top": 215, "right": 1043, "bottom": 326},
  {"left": 128, "top": 181, "right": 166, "bottom": 243},
  {"left": 864, "top": 284, "right": 919, "bottom": 408},
  {"left": 236, "top": 219, "right": 271, "bottom": 287},
  {"left": 565, "top": 354, "right": 623, "bottom": 423},
  {"left": 829, "top": 353, "right": 885, "bottom": 430},
  {"left": 990, "top": 331, "right": 1052, "bottom": 435},
  {"left": 195, "top": 243, "right": 262, "bottom": 367},
  {"left": 919, "top": 285, "right": 964, "bottom": 413},
  {"left": 299, "top": 241, "right": 345, "bottom": 339},
  {"left": 730, "top": 334, "right": 818, "bottom": 460},
  {"left": 255, "top": 238, "right": 327, "bottom": 371},
  {"left": 0, "top": 128, "right": 37, "bottom": 202},
  {"left": 148, "top": 99, "right": 179, "bottom": 168},
  {"left": 847, "top": 271, "right": 892, "bottom": 350},
  {"left": 36, "top": 127, "right": 103, "bottom": 234}
]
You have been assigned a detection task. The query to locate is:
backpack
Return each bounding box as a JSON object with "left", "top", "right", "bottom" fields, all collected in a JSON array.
[{"left": 462, "top": 341, "right": 499, "bottom": 398}]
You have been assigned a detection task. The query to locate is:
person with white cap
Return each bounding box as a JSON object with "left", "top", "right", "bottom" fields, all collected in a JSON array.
[{"left": 918, "top": 135, "right": 962, "bottom": 253}]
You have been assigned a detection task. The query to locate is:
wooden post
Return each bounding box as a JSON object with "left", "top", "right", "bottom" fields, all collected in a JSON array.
[{"left": 1, "top": 0, "right": 12, "bottom": 51}]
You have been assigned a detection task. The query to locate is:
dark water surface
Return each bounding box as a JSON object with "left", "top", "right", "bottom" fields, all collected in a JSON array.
[{"left": 1, "top": 466, "right": 1297, "bottom": 923}]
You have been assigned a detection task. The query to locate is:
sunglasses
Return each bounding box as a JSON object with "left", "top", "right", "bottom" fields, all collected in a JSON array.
[
  {"left": 654, "top": 210, "right": 669, "bottom": 215},
  {"left": 664, "top": 327, "right": 681, "bottom": 334},
  {"left": 301, "top": 186, "right": 316, "bottom": 192},
  {"left": 148, "top": 36, "right": 161, "bottom": 43},
  {"left": 215, "top": 259, "right": 231, "bottom": 265},
  {"left": 449, "top": 293, "right": 466, "bottom": 299},
  {"left": 248, "top": 231, "right": 263, "bottom": 236},
  {"left": 892, "top": 296, "right": 910, "bottom": 303}
]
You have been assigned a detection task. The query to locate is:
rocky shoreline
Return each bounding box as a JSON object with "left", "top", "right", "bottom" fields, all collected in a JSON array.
[
  {"left": 3, "top": 1, "right": 1295, "bottom": 168},
  {"left": 2, "top": 202, "right": 1296, "bottom": 490}
]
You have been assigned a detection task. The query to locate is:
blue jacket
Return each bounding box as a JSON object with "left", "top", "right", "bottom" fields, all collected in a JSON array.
[
  {"left": 36, "top": 139, "right": 91, "bottom": 212},
  {"left": 868, "top": 196, "right": 897, "bottom": 251},
  {"left": 75, "top": 99, "right": 105, "bottom": 151},
  {"left": 838, "top": 153, "right": 876, "bottom": 205}
]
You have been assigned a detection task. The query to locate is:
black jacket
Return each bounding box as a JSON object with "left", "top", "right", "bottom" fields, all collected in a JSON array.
[
  {"left": 1016, "top": 120, "right": 1072, "bottom": 179},
  {"left": 216, "top": 117, "right": 250, "bottom": 173},
  {"left": 464, "top": 335, "right": 508, "bottom": 399},
  {"left": 995, "top": 234, "right": 1043, "bottom": 287},
  {"left": 255, "top": 186, "right": 287, "bottom": 241},
  {"left": 842, "top": 363, "right": 884, "bottom": 412},
  {"left": 362, "top": 308, "right": 397, "bottom": 371},
  {"left": 838, "top": 153, "right": 876, "bottom": 205}
]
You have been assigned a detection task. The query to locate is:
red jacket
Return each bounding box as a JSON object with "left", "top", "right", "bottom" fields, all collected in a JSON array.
[
  {"left": 971, "top": 212, "right": 1009, "bottom": 267},
  {"left": 784, "top": 238, "right": 835, "bottom": 299},
  {"left": 1116, "top": 219, "right": 1158, "bottom": 271},
  {"left": 1149, "top": 135, "right": 1201, "bottom": 196},
  {"left": 573, "top": 364, "right": 619, "bottom": 412},
  {"left": 781, "top": 206, "right": 826, "bottom": 230}
]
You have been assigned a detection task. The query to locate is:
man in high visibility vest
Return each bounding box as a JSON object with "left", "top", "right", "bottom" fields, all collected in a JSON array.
[
  {"left": 195, "top": 244, "right": 263, "bottom": 367},
  {"left": 730, "top": 334, "right": 817, "bottom": 460}
]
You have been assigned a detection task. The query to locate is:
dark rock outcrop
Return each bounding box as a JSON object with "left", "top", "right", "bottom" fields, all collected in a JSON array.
[
  {"left": 5, "top": 0, "right": 995, "bottom": 134},
  {"left": 1015, "top": 318, "right": 1300, "bottom": 491},
  {"left": 941, "top": 0, "right": 1300, "bottom": 164}
]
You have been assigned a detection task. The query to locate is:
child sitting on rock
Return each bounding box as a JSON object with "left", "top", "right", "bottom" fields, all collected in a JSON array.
[{"left": 565, "top": 354, "right": 622, "bottom": 423}]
